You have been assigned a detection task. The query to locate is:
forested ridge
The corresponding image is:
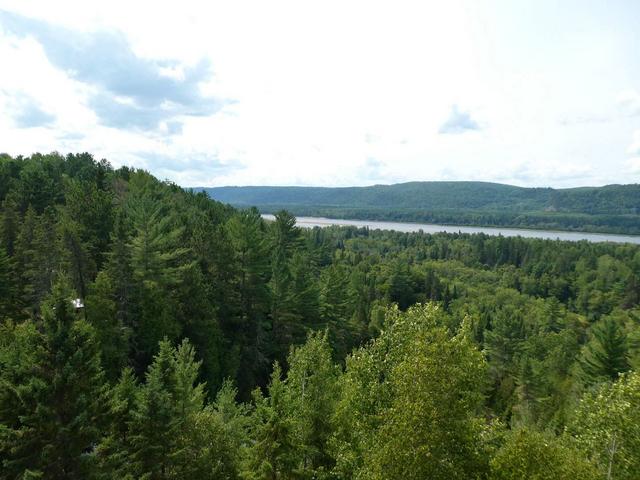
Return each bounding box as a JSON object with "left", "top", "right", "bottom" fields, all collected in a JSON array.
[
  {"left": 1, "top": 152, "right": 640, "bottom": 479},
  {"left": 203, "top": 182, "right": 640, "bottom": 234}
]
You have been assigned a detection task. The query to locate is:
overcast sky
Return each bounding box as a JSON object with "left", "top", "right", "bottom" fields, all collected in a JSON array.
[{"left": 1, "top": 1, "right": 639, "bottom": 188}]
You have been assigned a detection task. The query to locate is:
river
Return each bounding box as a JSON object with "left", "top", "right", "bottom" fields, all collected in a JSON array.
[{"left": 261, "top": 214, "right": 640, "bottom": 245}]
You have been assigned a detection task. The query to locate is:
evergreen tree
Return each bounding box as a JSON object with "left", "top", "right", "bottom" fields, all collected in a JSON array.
[
  {"left": 95, "top": 367, "right": 138, "bottom": 478},
  {"left": 106, "top": 209, "right": 136, "bottom": 330},
  {"left": 127, "top": 339, "right": 176, "bottom": 479},
  {"left": 285, "top": 330, "right": 340, "bottom": 477},
  {"left": 0, "top": 247, "right": 18, "bottom": 319},
  {"left": 578, "top": 316, "right": 630, "bottom": 385},
  {"left": 85, "top": 271, "right": 129, "bottom": 380},
  {"left": 226, "top": 208, "right": 272, "bottom": 394},
  {"left": 242, "top": 364, "right": 297, "bottom": 480},
  {"left": 122, "top": 338, "right": 230, "bottom": 480},
  {"left": 14, "top": 206, "right": 39, "bottom": 311},
  {"left": 0, "top": 195, "right": 19, "bottom": 256},
  {"left": 319, "top": 263, "right": 353, "bottom": 357},
  {"left": 269, "top": 210, "right": 303, "bottom": 365},
  {"left": 289, "top": 251, "right": 320, "bottom": 328},
  {"left": 127, "top": 195, "right": 194, "bottom": 366},
  {"left": 59, "top": 214, "right": 95, "bottom": 300},
  {"left": 0, "top": 276, "right": 106, "bottom": 478}
]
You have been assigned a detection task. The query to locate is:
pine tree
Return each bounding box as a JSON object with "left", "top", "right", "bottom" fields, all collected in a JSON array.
[
  {"left": 285, "top": 330, "right": 340, "bottom": 476},
  {"left": 289, "top": 251, "right": 320, "bottom": 328},
  {"left": 106, "top": 209, "right": 136, "bottom": 330},
  {"left": 0, "top": 247, "right": 18, "bottom": 319},
  {"left": 0, "top": 195, "right": 19, "bottom": 256},
  {"left": 96, "top": 367, "right": 138, "bottom": 478},
  {"left": 579, "top": 316, "right": 630, "bottom": 385},
  {"left": 319, "top": 263, "right": 353, "bottom": 357},
  {"left": 124, "top": 338, "right": 220, "bottom": 479},
  {"left": 127, "top": 195, "right": 193, "bottom": 366},
  {"left": 14, "top": 206, "right": 39, "bottom": 311},
  {"left": 242, "top": 364, "right": 297, "bottom": 480},
  {"left": 85, "top": 270, "right": 129, "bottom": 380},
  {"left": 127, "top": 339, "right": 176, "bottom": 478},
  {"left": 0, "top": 275, "right": 107, "bottom": 478},
  {"left": 59, "top": 214, "right": 95, "bottom": 300},
  {"left": 226, "top": 208, "right": 272, "bottom": 395},
  {"left": 269, "top": 210, "right": 304, "bottom": 364}
]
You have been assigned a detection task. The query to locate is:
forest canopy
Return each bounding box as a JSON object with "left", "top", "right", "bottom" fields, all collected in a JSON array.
[{"left": 1, "top": 152, "right": 640, "bottom": 479}]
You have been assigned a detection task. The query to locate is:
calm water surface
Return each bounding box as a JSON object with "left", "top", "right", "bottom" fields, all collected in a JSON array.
[{"left": 261, "top": 214, "right": 640, "bottom": 245}]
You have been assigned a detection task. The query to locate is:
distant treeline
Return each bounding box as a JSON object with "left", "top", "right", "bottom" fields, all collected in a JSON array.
[{"left": 203, "top": 181, "right": 640, "bottom": 234}]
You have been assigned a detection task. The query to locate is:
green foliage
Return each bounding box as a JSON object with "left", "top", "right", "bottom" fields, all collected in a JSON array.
[
  {"left": 105, "top": 338, "right": 239, "bottom": 480},
  {"left": 242, "top": 364, "right": 297, "bottom": 480},
  {"left": 1, "top": 152, "right": 640, "bottom": 479},
  {"left": 85, "top": 270, "right": 129, "bottom": 380},
  {"left": 568, "top": 371, "right": 640, "bottom": 480},
  {"left": 489, "top": 428, "right": 598, "bottom": 480},
  {"left": 0, "top": 276, "right": 106, "bottom": 479},
  {"left": 284, "top": 330, "right": 340, "bottom": 477},
  {"left": 578, "top": 315, "right": 630, "bottom": 386},
  {"left": 332, "top": 305, "right": 489, "bottom": 480}
]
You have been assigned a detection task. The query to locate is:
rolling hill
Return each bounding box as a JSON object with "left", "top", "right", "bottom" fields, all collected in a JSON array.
[{"left": 199, "top": 181, "right": 640, "bottom": 234}]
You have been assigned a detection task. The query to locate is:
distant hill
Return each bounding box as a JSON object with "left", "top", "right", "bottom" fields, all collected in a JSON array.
[{"left": 199, "top": 181, "right": 640, "bottom": 234}]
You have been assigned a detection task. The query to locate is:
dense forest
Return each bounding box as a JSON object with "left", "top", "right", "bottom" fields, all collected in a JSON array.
[
  {"left": 203, "top": 182, "right": 640, "bottom": 234},
  {"left": 1, "top": 152, "right": 640, "bottom": 479}
]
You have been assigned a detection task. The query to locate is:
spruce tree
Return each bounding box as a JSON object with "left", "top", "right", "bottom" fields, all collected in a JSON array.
[
  {"left": 0, "top": 275, "right": 106, "bottom": 478},
  {"left": 85, "top": 271, "right": 129, "bottom": 381},
  {"left": 226, "top": 208, "right": 272, "bottom": 393},
  {"left": 127, "top": 339, "right": 176, "bottom": 478},
  {"left": 285, "top": 330, "right": 340, "bottom": 476},
  {"left": 242, "top": 363, "right": 297, "bottom": 480},
  {"left": 0, "top": 247, "right": 18, "bottom": 319},
  {"left": 96, "top": 367, "right": 138, "bottom": 478}
]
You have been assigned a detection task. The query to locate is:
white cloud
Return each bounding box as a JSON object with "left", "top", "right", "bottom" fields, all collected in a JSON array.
[
  {"left": 439, "top": 105, "right": 481, "bottom": 134},
  {"left": 0, "top": 1, "right": 639, "bottom": 188},
  {"left": 618, "top": 89, "right": 640, "bottom": 116}
]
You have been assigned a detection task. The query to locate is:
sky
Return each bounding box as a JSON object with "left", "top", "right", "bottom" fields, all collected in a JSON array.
[{"left": 0, "top": 1, "right": 639, "bottom": 188}]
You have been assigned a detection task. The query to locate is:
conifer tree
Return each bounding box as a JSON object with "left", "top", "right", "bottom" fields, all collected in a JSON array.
[
  {"left": 226, "top": 208, "right": 272, "bottom": 394},
  {"left": 59, "top": 214, "right": 95, "bottom": 300},
  {"left": 578, "top": 316, "right": 629, "bottom": 385},
  {"left": 127, "top": 195, "right": 193, "bottom": 365},
  {"left": 96, "top": 367, "right": 138, "bottom": 478},
  {"left": 107, "top": 209, "right": 136, "bottom": 329},
  {"left": 14, "top": 206, "right": 39, "bottom": 311},
  {"left": 85, "top": 270, "right": 129, "bottom": 380},
  {"left": 269, "top": 210, "right": 303, "bottom": 364},
  {"left": 285, "top": 330, "right": 340, "bottom": 476},
  {"left": 319, "top": 263, "right": 353, "bottom": 357},
  {"left": 0, "top": 195, "right": 19, "bottom": 256},
  {"left": 0, "top": 247, "right": 18, "bottom": 319},
  {"left": 0, "top": 275, "right": 106, "bottom": 478},
  {"left": 242, "top": 363, "right": 297, "bottom": 480},
  {"left": 127, "top": 339, "right": 176, "bottom": 478}
]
